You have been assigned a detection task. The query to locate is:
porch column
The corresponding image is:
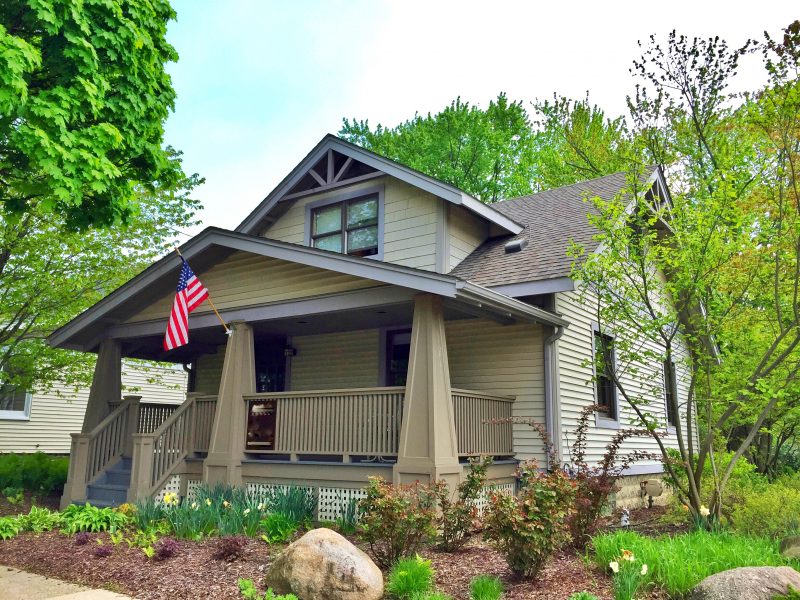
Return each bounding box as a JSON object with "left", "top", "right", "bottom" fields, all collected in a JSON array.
[
  {"left": 394, "top": 294, "right": 462, "bottom": 489},
  {"left": 203, "top": 321, "right": 255, "bottom": 486},
  {"left": 81, "top": 338, "right": 122, "bottom": 433}
]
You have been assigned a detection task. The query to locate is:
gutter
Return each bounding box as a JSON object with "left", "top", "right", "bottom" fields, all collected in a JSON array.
[{"left": 455, "top": 281, "right": 569, "bottom": 328}]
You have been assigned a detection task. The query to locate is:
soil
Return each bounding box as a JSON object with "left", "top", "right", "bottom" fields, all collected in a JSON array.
[
  {"left": 598, "top": 504, "right": 690, "bottom": 537},
  {"left": 0, "top": 491, "right": 60, "bottom": 517}
]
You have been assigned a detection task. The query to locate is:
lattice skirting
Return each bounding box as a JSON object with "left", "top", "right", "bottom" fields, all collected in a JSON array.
[
  {"left": 185, "top": 479, "right": 203, "bottom": 502},
  {"left": 473, "top": 482, "right": 516, "bottom": 514},
  {"left": 246, "top": 482, "right": 366, "bottom": 522}
]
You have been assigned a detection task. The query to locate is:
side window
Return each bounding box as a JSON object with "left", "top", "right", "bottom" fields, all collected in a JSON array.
[
  {"left": 594, "top": 330, "right": 617, "bottom": 421},
  {"left": 663, "top": 359, "right": 679, "bottom": 428},
  {"left": 310, "top": 194, "right": 379, "bottom": 257},
  {"left": 385, "top": 329, "right": 412, "bottom": 386},
  {"left": 0, "top": 383, "right": 31, "bottom": 420}
]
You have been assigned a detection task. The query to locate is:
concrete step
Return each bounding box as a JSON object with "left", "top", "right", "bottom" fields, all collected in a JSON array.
[{"left": 86, "top": 483, "right": 128, "bottom": 506}]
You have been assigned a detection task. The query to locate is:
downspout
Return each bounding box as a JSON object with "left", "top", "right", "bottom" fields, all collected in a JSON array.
[{"left": 544, "top": 324, "right": 564, "bottom": 469}]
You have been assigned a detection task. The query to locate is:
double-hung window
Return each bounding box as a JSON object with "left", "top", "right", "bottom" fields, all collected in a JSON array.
[
  {"left": 663, "top": 359, "right": 679, "bottom": 429},
  {"left": 594, "top": 330, "right": 617, "bottom": 421},
  {"left": 0, "top": 383, "right": 31, "bottom": 420},
  {"left": 310, "top": 194, "right": 379, "bottom": 257}
]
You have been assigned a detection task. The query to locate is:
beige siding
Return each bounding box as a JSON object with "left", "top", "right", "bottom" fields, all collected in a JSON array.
[
  {"left": 194, "top": 348, "right": 226, "bottom": 395},
  {"left": 290, "top": 329, "right": 380, "bottom": 390},
  {"left": 0, "top": 362, "right": 187, "bottom": 454},
  {"left": 446, "top": 319, "right": 546, "bottom": 462},
  {"left": 555, "top": 288, "right": 694, "bottom": 468},
  {"left": 261, "top": 176, "right": 443, "bottom": 272},
  {"left": 447, "top": 205, "right": 488, "bottom": 272},
  {"left": 126, "top": 251, "right": 380, "bottom": 323}
]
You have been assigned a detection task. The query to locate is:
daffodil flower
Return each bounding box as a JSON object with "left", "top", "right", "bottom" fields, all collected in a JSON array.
[
  {"left": 257, "top": 503, "right": 264, "bottom": 511},
  {"left": 700, "top": 505, "right": 711, "bottom": 517},
  {"left": 641, "top": 564, "right": 648, "bottom": 576},
  {"left": 223, "top": 500, "right": 230, "bottom": 508},
  {"left": 191, "top": 502, "right": 198, "bottom": 510},
  {"left": 609, "top": 561, "right": 620, "bottom": 574},
  {"left": 205, "top": 498, "right": 212, "bottom": 506},
  {"left": 621, "top": 549, "right": 635, "bottom": 562},
  {"left": 243, "top": 508, "right": 251, "bottom": 516}
]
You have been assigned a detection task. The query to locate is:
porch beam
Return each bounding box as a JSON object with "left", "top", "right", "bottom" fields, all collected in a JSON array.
[
  {"left": 82, "top": 338, "right": 122, "bottom": 432},
  {"left": 203, "top": 320, "right": 255, "bottom": 486},
  {"left": 394, "top": 294, "right": 461, "bottom": 488}
]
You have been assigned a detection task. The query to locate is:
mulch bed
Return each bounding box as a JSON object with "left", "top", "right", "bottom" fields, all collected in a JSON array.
[{"left": 0, "top": 492, "right": 60, "bottom": 517}]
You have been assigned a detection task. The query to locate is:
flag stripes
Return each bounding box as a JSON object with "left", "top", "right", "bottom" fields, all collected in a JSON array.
[{"left": 163, "top": 259, "right": 209, "bottom": 351}]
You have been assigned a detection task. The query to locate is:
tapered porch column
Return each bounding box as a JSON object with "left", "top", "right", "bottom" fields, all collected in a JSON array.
[
  {"left": 394, "top": 294, "right": 462, "bottom": 489},
  {"left": 82, "top": 338, "right": 122, "bottom": 433},
  {"left": 203, "top": 321, "right": 255, "bottom": 486}
]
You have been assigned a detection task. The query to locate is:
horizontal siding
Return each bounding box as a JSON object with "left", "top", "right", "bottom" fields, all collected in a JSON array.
[
  {"left": 447, "top": 205, "right": 488, "bottom": 272},
  {"left": 126, "top": 252, "right": 379, "bottom": 323},
  {"left": 290, "top": 329, "right": 380, "bottom": 390},
  {"left": 261, "top": 176, "right": 442, "bottom": 272},
  {"left": 555, "top": 289, "right": 694, "bottom": 468},
  {"left": 195, "top": 348, "right": 226, "bottom": 395},
  {"left": 446, "top": 319, "right": 546, "bottom": 463},
  {"left": 0, "top": 362, "right": 187, "bottom": 454}
]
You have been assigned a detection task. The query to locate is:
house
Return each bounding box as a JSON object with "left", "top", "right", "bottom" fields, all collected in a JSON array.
[
  {"left": 50, "top": 135, "right": 690, "bottom": 512},
  {"left": 0, "top": 362, "right": 187, "bottom": 455}
]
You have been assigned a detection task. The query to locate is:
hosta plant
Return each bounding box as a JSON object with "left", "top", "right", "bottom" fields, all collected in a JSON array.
[
  {"left": 60, "top": 503, "right": 129, "bottom": 534},
  {"left": 0, "top": 516, "right": 22, "bottom": 540}
]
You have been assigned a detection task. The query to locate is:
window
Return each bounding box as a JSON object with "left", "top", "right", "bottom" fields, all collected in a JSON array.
[
  {"left": 311, "top": 194, "right": 379, "bottom": 257},
  {"left": 385, "top": 329, "right": 411, "bottom": 386},
  {"left": 663, "top": 359, "right": 679, "bottom": 428},
  {"left": 0, "top": 383, "right": 31, "bottom": 420},
  {"left": 594, "top": 330, "right": 617, "bottom": 421}
]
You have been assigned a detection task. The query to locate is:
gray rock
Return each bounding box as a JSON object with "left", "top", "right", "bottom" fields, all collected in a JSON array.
[
  {"left": 264, "top": 528, "right": 383, "bottom": 600},
  {"left": 690, "top": 566, "right": 800, "bottom": 600},
  {"left": 781, "top": 536, "right": 800, "bottom": 560}
]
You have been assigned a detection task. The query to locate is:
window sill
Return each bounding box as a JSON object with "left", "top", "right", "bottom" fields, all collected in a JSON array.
[
  {"left": 0, "top": 413, "right": 31, "bottom": 421},
  {"left": 595, "top": 415, "right": 621, "bottom": 430},
  {"left": 665, "top": 425, "right": 677, "bottom": 435}
]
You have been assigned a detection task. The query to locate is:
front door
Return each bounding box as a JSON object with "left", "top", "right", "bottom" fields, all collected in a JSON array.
[{"left": 246, "top": 337, "right": 287, "bottom": 452}]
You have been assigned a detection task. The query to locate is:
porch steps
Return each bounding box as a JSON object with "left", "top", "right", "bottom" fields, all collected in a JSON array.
[{"left": 85, "top": 458, "right": 131, "bottom": 507}]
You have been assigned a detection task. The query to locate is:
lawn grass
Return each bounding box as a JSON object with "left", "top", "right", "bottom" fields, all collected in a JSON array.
[{"left": 591, "top": 529, "right": 800, "bottom": 598}]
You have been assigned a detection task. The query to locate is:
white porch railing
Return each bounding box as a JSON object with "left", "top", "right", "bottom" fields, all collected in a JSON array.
[{"left": 451, "top": 389, "right": 514, "bottom": 456}]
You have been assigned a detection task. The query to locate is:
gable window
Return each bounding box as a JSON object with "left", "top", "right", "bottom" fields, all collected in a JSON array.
[
  {"left": 593, "top": 329, "right": 617, "bottom": 422},
  {"left": 0, "top": 383, "right": 31, "bottom": 421},
  {"left": 663, "top": 359, "right": 679, "bottom": 429},
  {"left": 311, "top": 194, "right": 379, "bottom": 257}
]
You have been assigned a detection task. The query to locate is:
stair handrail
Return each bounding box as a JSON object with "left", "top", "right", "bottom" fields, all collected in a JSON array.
[{"left": 84, "top": 397, "right": 134, "bottom": 483}]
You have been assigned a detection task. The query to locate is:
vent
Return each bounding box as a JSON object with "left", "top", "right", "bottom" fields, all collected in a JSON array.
[{"left": 504, "top": 238, "right": 528, "bottom": 254}]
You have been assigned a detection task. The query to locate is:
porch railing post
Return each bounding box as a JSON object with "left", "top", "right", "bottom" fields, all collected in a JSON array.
[
  {"left": 60, "top": 433, "right": 90, "bottom": 509},
  {"left": 128, "top": 433, "right": 155, "bottom": 503},
  {"left": 122, "top": 395, "right": 142, "bottom": 457}
]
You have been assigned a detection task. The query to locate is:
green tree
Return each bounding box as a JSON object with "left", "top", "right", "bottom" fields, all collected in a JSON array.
[
  {"left": 0, "top": 149, "right": 201, "bottom": 396},
  {"left": 0, "top": 0, "right": 182, "bottom": 227}
]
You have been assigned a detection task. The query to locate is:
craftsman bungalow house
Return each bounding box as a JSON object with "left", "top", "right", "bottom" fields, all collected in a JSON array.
[{"left": 52, "top": 135, "right": 689, "bottom": 513}]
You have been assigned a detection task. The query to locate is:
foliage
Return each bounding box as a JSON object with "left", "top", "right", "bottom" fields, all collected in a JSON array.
[
  {"left": 730, "top": 482, "right": 800, "bottom": 537},
  {"left": 0, "top": 515, "right": 21, "bottom": 540},
  {"left": 74, "top": 531, "right": 91, "bottom": 546},
  {"left": 0, "top": 453, "right": 68, "bottom": 494},
  {"left": 333, "top": 497, "right": 359, "bottom": 535},
  {"left": 483, "top": 461, "right": 576, "bottom": 579},
  {"left": 0, "top": 0, "right": 185, "bottom": 227},
  {"left": 386, "top": 555, "right": 434, "bottom": 599},
  {"left": 17, "top": 505, "right": 61, "bottom": 533},
  {"left": 60, "top": 503, "right": 128, "bottom": 534},
  {"left": 606, "top": 549, "right": 650, "bottom": 600},
  {"left": 152, "top": 536, "right": 180, "bottom": 561},
  {"left": 469, "top": 575, "right": 503, "bottom": 600},
  {"left": 260, "top": 512, "right": 298, "bottom": 545},
  {"left": 434, "top": 456, "right": 492, "bottom": 551},
  {"left": 93, "top": 543, "right": 113, "bottom": 558},
  {"left": 237, "top": 579, "right": 299, "bottom": 600},
  {"left": 357, "top": 477, "right": 438, "bottom": 569},
  {"left": 212, "top": 535, "right": 248, "bottom": 561},
  {"left": 2, "top": 486, "right": 23, "bottom": 504},
  {"left": 132, "top": 497, "right": 165, "bottom": 531},
  {"left": 775, "top": 586, "right": 800, "bottom": 600},
  {"left": 591, "top": 530, "right": 799, "bottom": 597},
  {"left": 568, "top": 594, "right": 600, "bottom": 600},
  {"left": 260, "top": 485, "right": 315, "bottom": 525}
]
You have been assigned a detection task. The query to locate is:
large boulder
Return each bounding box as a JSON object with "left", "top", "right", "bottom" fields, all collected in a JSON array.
[
  {"left": 264, "top": 528, "right": 383, "bottom": 600},
  {"left": 690, "top": 566, "right": 800, "bottom": 600},
  {"left": 781, "top": 536, "right": 800, "bottom": 560}
]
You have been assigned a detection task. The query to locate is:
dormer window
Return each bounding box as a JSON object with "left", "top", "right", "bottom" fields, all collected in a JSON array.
[{"left": 310, "top": 194, "right": 379, "bottom": 257}]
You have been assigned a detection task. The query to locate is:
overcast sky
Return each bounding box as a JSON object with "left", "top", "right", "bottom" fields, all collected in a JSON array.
[{"left": 163, "top": 0, "right": 797, "bottom": 236}]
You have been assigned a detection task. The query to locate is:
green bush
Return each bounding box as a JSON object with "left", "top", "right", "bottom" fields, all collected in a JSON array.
[
  {"left": 358, "top": 477, "right": 438, "bottom": 569},
  {"left": 483, "top": 462, "right": 575, "bottom": 579},
  {"left": 0, "top": 515, "right": 22, "bottom": 540},
  {"left": 260, "top": 512, "right": 298, "bottom": 545},
  {"left": 386, "top": 555, "right": 434, "bottom": 599},
  {"left": 60, "top": 503, "right": 129, "bottom": 534},
  {"left": 591, "top": 529, "right": 798, "bottom": 598},
  {"left": 17, "top": 506, "right": 62, "bottom": 533},
  {"left": 0, "top": 453, "right": 69, "bottom": 494},
  {"left": 731, "top": 483, "right": 800, "bottom": 537},
  {"left": 469, "top": 575, "right": 503, "bottom": 600},
  {"left": 434, "top": 456, "right": 491, "bottom": 552}
]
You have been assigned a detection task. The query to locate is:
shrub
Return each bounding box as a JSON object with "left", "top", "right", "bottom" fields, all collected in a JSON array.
[
  {"left": 0, "top": 453, "right": 69, "bottom": 494},
  {"left": 469, "top": 575, "right": 503, "bottom": 600},
  {"left": 237, "top": 578, "right": 299, "bottom": 600},
  {"left": 213, "top": 535, "right": 247, "bottom": 561},
  {"left": 2, "top": 486, "right": 23, "bottom": 504},
  {"left": 0, "top": 516, "right": 22, "bottom": 540},
  {"left": 483, "top": 461, "right": 575, "bottom": 579},
  {"left": 153, "top": 536, "right": 180, "bottom": 561},
  {"left": 386, "top": 555, "right": 434, "bottom": 599},
  {"left": 435, "top": 456, "right": 491, "bottom": 552},
  {"left": 591, "top": 529, "right": 796, "bottom": 597},
  {"left": 260, "top": 512, "right": 298, "bottom": 545},
  {"left": 358, "top": 477, "right": 437, "bottom": 569},
  {"left": 18, "top": 506, "right": 62, "bottom": 533},
  {"left": 60, "top": 503, "right": 129, "bottom": 534},
  {"left": 730, "top": 482, "right": 800, "bottom": 537},
  {"left": 74, "top": 531, "right": 92, "bottom": 546},
  {"left": 93, "top": 543, "right": 113, "bottom": 558},
  {"left": 568, "top": 594, "right": 600, "bottom": 600}
]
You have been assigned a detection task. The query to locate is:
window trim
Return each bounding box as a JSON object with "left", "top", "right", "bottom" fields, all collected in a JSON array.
[
  {"left": 304, "top": 185, "right": 385, "bottom": 260},
  {"left": 0, "top": 387, "right": 32, "bottom": 421},
  {"left": 378, "top": 325, "right": 412, "bottom": 386},
  {"left": 662, "top": 358, "right": 679, "bottom": 434},
  {"left": 591, "top": 323, "right": 620, "bottom": 429}
]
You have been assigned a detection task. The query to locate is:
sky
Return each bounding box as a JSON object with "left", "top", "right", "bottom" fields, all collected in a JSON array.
[{"left": 163, "top": 0, "right": 798, "bottom": 237}]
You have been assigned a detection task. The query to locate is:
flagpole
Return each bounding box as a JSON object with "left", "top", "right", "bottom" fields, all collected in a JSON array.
[{"left": 174, "top": 247, "right": 231, "bottom": 335}]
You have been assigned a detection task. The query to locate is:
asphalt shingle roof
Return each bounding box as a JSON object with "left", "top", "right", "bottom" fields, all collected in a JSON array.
[{"left": 451, "top": 168, "right": 657, "bottom": 287}]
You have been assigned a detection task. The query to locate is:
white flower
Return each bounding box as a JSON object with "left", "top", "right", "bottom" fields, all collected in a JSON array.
[
  {"left": 243, "top": 508, "right": 251, "bottom": 516},
  {"left": 700, "top": 505, "right": 711, "bottom": 517},
  {"left": 609, "top": 561, "right": 620, "bottom": 574},
  {"left": 641, "top": 564, "right": 648, "bottom": 576},
  {"left": 191, "top": 502, "right": 198, "bottom": 510},
  {"left": 621, "top": 549, "right": 635, "bottom": 562},
  {"left": 257, "top": 503, "right": 264, "bottom": 511},
  {"left": 205, "top": 498, "right": 212, "bottom": 506}
]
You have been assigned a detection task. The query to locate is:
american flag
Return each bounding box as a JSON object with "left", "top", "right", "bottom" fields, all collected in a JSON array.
[{"left": 163, "top": 258, "right": 209, "bottom": 351}]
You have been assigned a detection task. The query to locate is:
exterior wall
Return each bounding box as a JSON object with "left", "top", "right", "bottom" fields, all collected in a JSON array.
[
  {"left": 554, "top": 288, "right": 693, "bottom": 470},
  {"left": 0, "top": 362, "right": 187, "bottom": 454},
  {"left": 194, "top": 348, "right": 226, "bottom": 395},
  {"left": 446, "top": 319, "right": 546, "bottom": 463},
  {"left": 447, "top": 205, "right": 488, "bottom": 272},
  {"left": 290, "top": 329, "right": 380, "bottom": 390},
  {"left": 261, "top": 176, "right": 443, "bottom": 272},
  {"left": 125, "top": 251, "right": 381, "bottom": 323}
]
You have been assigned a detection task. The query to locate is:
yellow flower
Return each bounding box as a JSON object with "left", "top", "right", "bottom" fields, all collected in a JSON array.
[
  {"left": 163, "top": 492, "right": 178, "bottom": 505},
  {"left": 700, "top": 505, "right": 711, "bottom": 517},
  {"left": 257, "top": 503, "right": 264, "bottom": 511},
  {"left": 223, "top": 500, "right": 230, "bottom": 508},
  {"left": 205, "top": 498, "right": 212, "bottom": 506},
  {"left": 191, "top": 502, "right": 198, "bottom": 510},
  {"left": 609, "top": 561, "right": 620, "bottom": 574},
  {"left": 641, "top": 564, "right": 648, "bottom": 576},
  {"left": 621, "top": 549, "right": 635, "bottom": 562},
  {"left": 243, "top": 508, "right": 251, "bottom": 516}
]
